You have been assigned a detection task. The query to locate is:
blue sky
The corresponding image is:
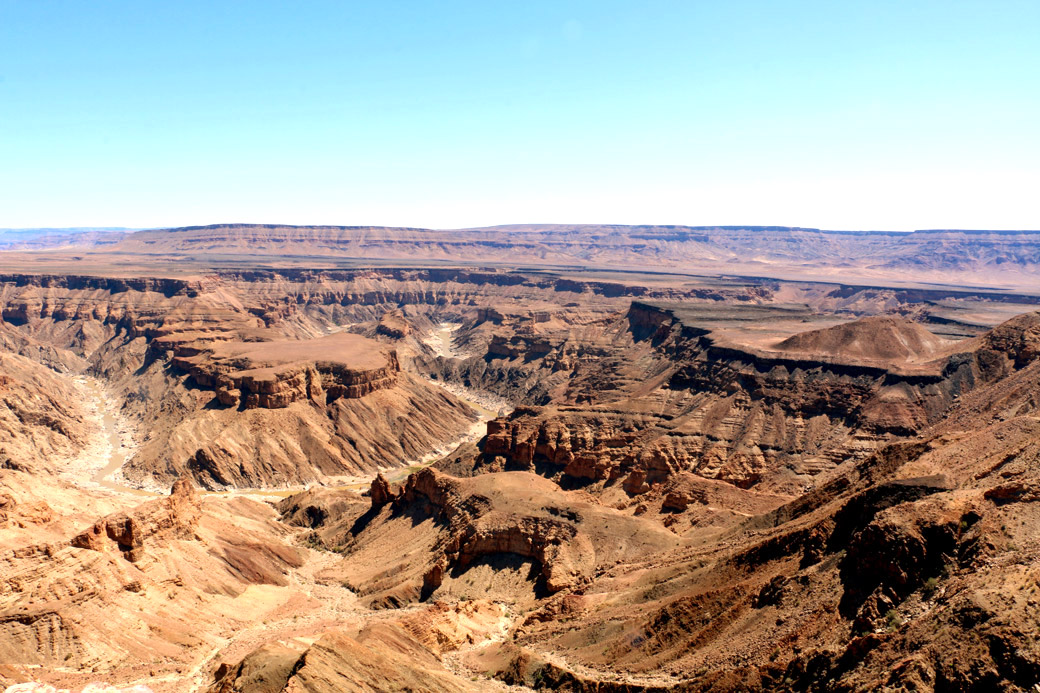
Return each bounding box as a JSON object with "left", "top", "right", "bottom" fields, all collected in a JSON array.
[{"left": 1, "top": 1, "right": 1037, "bottom": 230}]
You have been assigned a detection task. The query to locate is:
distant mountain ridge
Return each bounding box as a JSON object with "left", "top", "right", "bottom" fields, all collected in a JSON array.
[
  {"left": 154, "top": 222, "right": 1040, "bottom": 235},
  {"left": 113, "top": 223, "right": 1040, "bottom": 289},
  {"left": 2, "top": 223, "right": 1039, "bottom": 289}
]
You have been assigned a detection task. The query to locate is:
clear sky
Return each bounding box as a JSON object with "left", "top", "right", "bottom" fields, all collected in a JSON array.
[{"left": 1, "top": 1, "right": 1037, "bottom": 230}]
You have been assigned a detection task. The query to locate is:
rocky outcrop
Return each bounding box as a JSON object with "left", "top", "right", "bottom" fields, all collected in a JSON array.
[
  {"left": 0, "top": 493, "right": 12, "bottom": 525},
  {"left": 70, "top": 478, "right": 200, "bottom": 562},
  {"left": 369, "top": 473, "right": 394, "bottom": 508},
  {"left": 207, "top": 601, "right": 508, "bottom": 693},
  {"left": 3, "top": 247, "right": 1040, "bottom": 690},
  {"left": 838, "top": 495, "right": 970, "bottom": 626},
  {"left": 0, "top": 495, "right": 53, "bottom": 528},
  {"left": 276, "top": 486, "right": 367, "bottom": 529},
  {"left": 984, "top": 480, "right": 1040, "bottom": 504},
  {"left": 979, "top": 310, "right": 1040, "bottom": 369},
  {"left": 394, "top": 469, "right": 598, "bottom": 595},
  {"left": 376, "top": 309, "right": 411, "bottom": 339},
  {"left": 203, "top": 358, "right": 398, "bottom": 409},
  {"left": 332, "top": 469, "right": 677, "bottom": 606}
]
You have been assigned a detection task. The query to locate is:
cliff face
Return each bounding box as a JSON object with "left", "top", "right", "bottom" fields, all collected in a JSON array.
[
  {"left": 116, "top": 370, "right": 477, "bottom": 491},
  {"left": 3, "top": 257, "right": 1040, "bottom": 690},
  {"left": 293, "top": 311, "right": 1040, "bottom": 691},
  {"left": 472, "top": 303, "right": 1030, "bottom": 496},
  {"left": 0, "top": 269, "right": 764, "bottom": 362},
  {"left": 0, "top": 266, "right": 1028, "bottom": 496},
  {"left": 455, "top": 322, "right": 1040, "bottom": 692},
  {"left": 166, "top": 337, "right": 400, "bottom": 409},
  {"left": 0, "top": 274, "right": 207, "bottom": 298},
  {"left": 84, "top": 326, "right": 484, "bottom": 489}
]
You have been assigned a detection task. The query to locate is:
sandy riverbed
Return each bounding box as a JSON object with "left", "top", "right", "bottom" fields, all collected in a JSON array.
[
  {"left": 57, "top": 376, "right": 153, "bottom": 497},
  {"left": 57, "top": 361, "right": 512, "bottom": 500}
]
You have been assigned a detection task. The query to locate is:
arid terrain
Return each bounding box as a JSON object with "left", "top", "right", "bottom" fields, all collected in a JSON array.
[{"left": 2, "top": 224, "right": 1040, "bottom": 692}]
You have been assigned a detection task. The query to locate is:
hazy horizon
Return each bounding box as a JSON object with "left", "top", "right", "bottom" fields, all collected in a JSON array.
[{"left": 3, "top": 223, "right": 1040, "bottom": 235}]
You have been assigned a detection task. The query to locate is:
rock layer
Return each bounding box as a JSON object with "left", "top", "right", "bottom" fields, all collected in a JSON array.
[{"left": 166, "top": 331, "right": 399, "bottom": 409}]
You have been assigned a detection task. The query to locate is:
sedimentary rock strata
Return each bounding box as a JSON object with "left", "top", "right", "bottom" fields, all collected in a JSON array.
[
  {"left": 1, "top": 236, "right": 1040, "bottom": 691},
  {"left": 167, "top": 331, "right": 399, "bottom": 409}
]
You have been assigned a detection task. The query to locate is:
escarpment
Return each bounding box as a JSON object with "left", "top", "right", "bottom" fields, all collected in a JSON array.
[
  {"left": 116, "top": 368, "right": 477, "bottom": 490},
  {"left": 60, "top": 223, "right": 1040, "bottom": 290},
  {"left": 0, "top": 275, "right": 500, "bottom": 490},
  {"left": 468, "top": 304, "right": 1034, "bottom": 497}
]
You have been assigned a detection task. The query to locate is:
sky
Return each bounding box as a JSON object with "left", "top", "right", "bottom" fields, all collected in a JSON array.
[{"left": 0, "top": 1, "right": 1038, "bottom": 231}]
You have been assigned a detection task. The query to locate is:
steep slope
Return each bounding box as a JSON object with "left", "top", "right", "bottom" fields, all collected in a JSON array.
[
  {"left": 3, "top": 264, "right": 1040, "bottom": 691},
  {"left": 321, "top": 468, "right": 679, "bottom": 608},
  {"left": 0, "top": 352, "right": 89, "bottom": 474},
  {"left": 121, "top": 330, "right": 478, "bottom": 490},
  {"left": 206, "top": 600, "right": 509, "bottom": 693},
  {"left": 0, "top": 462, "right": 321, "bottom": 691}
]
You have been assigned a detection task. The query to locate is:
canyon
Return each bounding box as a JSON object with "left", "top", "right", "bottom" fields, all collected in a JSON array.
[{"left": 1, "top": 224, "right": 1039, "bottom": 692}]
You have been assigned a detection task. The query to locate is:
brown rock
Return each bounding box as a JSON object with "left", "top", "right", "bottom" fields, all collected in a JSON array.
[
  {"left": 70, "top": 476, "right": 201, "bottom": 562},
  {"left": 370, "top": 473, "right": 394, "bottom": 508}
]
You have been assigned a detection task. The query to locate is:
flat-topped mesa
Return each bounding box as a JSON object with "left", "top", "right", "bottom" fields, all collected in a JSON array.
[{"left": 170, "top": 331, "right": 399, "bottom": 409}]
